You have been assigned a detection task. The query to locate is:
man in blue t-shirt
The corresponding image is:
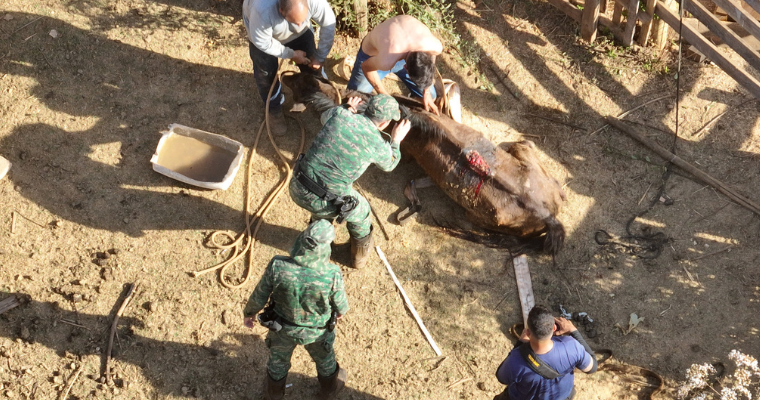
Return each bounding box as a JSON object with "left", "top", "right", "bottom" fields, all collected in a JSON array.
[{"left": 494, "top": 305, "right": 598, "bottom": 400}]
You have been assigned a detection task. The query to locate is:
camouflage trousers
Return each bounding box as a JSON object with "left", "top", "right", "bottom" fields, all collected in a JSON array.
[
  {"left": 289, "top": 179, "right": 372, "bottom": 239},
  {"left": 265, "top": 326, "right": 337, "bottom": 381}
]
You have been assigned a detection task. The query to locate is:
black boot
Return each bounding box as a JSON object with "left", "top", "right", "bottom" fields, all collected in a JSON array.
[
  {"left": 267, "top": 110, "right": 288, "bottom": 136},
  {"left": 350, "top": 227, "right": 374, "bottom": 269},
  {"left": 263, "top": 373, "right": 287, "bottom": 400},
  {"left": 317, "top": 365, "right": 347, "bottom": 400}
]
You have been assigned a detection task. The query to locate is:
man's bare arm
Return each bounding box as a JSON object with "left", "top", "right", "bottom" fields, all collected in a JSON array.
[{"left": 361, "top": 56, "right": 389, "bottom": 94}]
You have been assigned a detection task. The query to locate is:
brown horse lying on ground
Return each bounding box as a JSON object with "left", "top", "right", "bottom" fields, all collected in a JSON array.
[{"left": 281, "top": 73, "right": 567, "bottom": 255}]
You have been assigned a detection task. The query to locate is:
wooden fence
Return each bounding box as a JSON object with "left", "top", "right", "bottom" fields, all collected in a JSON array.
[{"left": 546, "top": 0, "right": 760, "bottom": 99}]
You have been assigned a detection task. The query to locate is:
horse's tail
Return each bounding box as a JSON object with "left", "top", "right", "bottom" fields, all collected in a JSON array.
[{"left": 542, "top": 216, "right": 566, "bottom": 256}]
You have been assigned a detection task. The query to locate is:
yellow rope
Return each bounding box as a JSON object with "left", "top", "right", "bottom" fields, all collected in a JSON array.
[{"left": 190, "top": 65, "right": 305, "bottom": 288}]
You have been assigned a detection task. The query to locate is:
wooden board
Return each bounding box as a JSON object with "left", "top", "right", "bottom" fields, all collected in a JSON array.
[
  {"left": 656, "top": 1, "right": 760, "bottom": 100},
  {"left": 513, "top": 255, "right": 535, "bottom": 327},
  {"left": 711, "top": 0, "right": 760, "bottom": 40},
  {"left": 623, "top": 0, "right": 642, "bottom": 45},
  {"left": 684, "top": 0, "right": 760, "bottom": 71}
]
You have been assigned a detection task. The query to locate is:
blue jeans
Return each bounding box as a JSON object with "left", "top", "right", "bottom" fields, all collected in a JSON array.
[
  {"left": 248, "top": 30, "right": 319, "bottom": 113},
  {"left": 346, "top": 46, "right": 436, "bottom": 99}
]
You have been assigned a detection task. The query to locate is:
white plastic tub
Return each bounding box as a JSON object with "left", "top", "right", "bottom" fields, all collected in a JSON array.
[
  {"left": 0, "top": 155, "right": 10, "bottom": 180},
  {"left": 151, "top": 124, "right": 244, "bottom": 190}
]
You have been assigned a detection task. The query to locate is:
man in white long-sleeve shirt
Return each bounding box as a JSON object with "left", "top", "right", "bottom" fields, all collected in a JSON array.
[{"left": 243, "top": 0, "right": 336, "bottom": 135}]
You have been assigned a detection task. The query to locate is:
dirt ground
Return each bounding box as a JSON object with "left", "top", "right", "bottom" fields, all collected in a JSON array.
[{"left": 1, "top": 0, "right": 759, "bottom": 399}]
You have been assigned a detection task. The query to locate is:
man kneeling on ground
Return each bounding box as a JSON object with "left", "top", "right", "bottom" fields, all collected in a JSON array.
[
  {"left": 289, "top": 94, "right": 410, "bottom": 269},
  {"left": 494, "top": 305, "right": 597, "bottom": 400},
  {"left": 346, "top": 15, "right": 442, "bottom": 115}
]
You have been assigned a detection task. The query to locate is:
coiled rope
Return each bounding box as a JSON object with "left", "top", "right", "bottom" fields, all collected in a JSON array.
[{"left": 190, "top": 62, "right": 305, "bottom": 288}]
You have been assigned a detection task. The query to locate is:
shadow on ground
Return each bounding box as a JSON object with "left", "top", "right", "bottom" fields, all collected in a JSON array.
[{"left": 0, "top": 292, "right": 385, "bottom": 400}]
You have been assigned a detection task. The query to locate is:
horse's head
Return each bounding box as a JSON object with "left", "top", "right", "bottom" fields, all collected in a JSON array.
[{"left": 281, "top": 72, "right": 341, "bottom": 110}]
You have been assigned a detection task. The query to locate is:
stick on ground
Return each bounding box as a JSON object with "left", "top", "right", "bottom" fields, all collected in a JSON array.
[
  {"left": 105, "top": 283, "right": 137, "bottom": 383},
  {"left": 589, "top": 95, "right": 673, "bottom": 135},
  {"left": 606, "top": 117, "right": 760, "bottom": 217},
  {"left": 0, "top": 295, "right": 20, "bottom": 315},
  {"left": 59, "top": 363, "right": 84, "bottom": 400},
  {"left": 376, "top": 246, "right": 441, "bottom": 356}
]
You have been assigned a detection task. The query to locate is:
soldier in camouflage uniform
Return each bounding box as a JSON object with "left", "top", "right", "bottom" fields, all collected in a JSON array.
[
  {"left": 289, "top": 94, "right": 411, "bottom": 268},
  {"left": 243, "top": 220, "right": 349, "bottom": 400}
]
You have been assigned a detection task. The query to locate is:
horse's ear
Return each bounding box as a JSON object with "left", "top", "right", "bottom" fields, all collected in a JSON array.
[{"left": 400, "top": 105, "right": 412, "bottom": 119}]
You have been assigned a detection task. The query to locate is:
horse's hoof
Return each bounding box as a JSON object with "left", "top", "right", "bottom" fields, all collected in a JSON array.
[{"left": 396, "top": 206, "right": 420, "bottom": 226}]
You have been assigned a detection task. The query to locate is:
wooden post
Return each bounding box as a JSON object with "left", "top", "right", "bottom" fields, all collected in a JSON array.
[
  {"left": 582, "top": 0, "right": 602, "bottom": 42},
  {"left": 653, "top": 0, "right": 675, "bottom": 49},
  {"left": 638, "top": 0, "right": 659, "bottom": 45},
  {"left": 613, "top": 1, "right": 625, "bottom": 25},
  {"left": 353, "top": 0, "right": 368, "bottom": 33},
  {"left": 623, "top": 0, "right": 641, "bottom": 45}
]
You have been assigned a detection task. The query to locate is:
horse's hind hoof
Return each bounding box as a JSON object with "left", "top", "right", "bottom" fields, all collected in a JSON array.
[{"left": 396, "top": 205, "right": 420, "bottom": 226}]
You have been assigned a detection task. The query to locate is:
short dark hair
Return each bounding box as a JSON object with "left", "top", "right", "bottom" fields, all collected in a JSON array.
[
  {"left": 367, "top": 115, "right": 385, "bottom": 126},
  {"left": 406, "top": 52, "right": 435, "bottom": 92},
  {"left": 527, "top": 305, "right": 555, "bottom": 340},
  {"left": 278, "top": 0, "right": 306, "bottom": 15}
]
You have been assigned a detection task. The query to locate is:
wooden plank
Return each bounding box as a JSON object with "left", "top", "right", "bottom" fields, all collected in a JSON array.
[
  {"left": 711, "top": 0, "right": 760, "bottom": 41},
  {"left": 582, "top": 0, "right": 602, "bottom": 42},
  {"left": 638, "top": 0, "right": 659, "bottom": 45},
  {"left": 744, "top": 0, "right": 760, "bottom": 18},
  {"left": 513, "top": 255, "right": 535, "bottom": 327},
  {"left": 547, "top": 0, "right": 583, "bottom": 23},
  {"left": 601, "top": 0, "right": 608, "bottom": 14},
  {"left": 656, "top": 0, "right": 760, "bottom": 99},
  {"left": 684, "top": 0, "right": 760, "bottom": 71},
  {"left": 623, "top": 0, "right": 641, "bottom": 45},
  {"left": 613, "top": 1, "right": 624, "bottom": 25}
]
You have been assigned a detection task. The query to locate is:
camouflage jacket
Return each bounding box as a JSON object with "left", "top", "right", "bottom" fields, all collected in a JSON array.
[
  {"left": 300, "top": 105, "right": 401, "bottom": 195},
  {"left": 243, "top": 224, "right": 349, "bottom": 327}
]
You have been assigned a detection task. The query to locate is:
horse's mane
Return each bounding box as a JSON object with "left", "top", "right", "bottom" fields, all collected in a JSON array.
[{"left": 399, "top": 103, "right": 446, "bottom": 143}]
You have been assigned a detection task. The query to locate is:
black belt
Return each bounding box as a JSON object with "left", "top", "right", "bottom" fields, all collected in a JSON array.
[
  {"left": 294, "top": 154, "right": 338, "bottom": 202},
  {"left": 276, "top": 313, "right": 336, "bottom": 331},
  {"left": 293, "top": 154, "right": 358, "bottom": 223}
]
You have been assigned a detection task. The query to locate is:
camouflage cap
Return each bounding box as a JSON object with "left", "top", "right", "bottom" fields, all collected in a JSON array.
[
  {"left": 365, "top": 94, "right": 400, "bottom": 121},
  {"left": 303, "top": 219, "right": 335, "bottom": 246}
]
